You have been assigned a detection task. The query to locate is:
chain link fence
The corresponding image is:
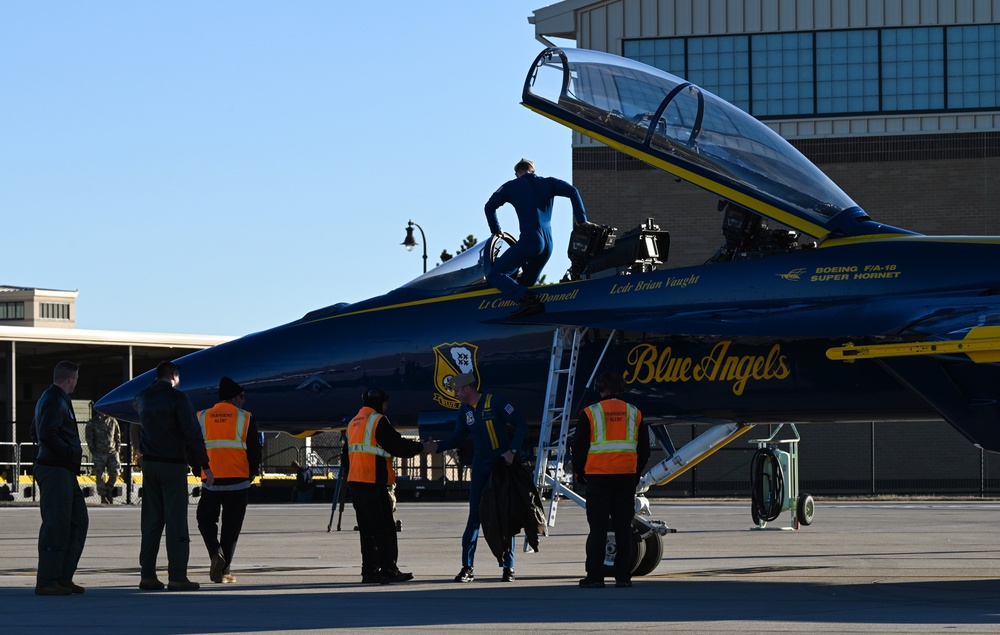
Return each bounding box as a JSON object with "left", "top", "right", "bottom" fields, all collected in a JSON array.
[
  {"left": 649, "top": 420, "right": 1000, "bottom": 498},
  {"left": 6, "top": 420, "right": 1000, "bottom": 502}
]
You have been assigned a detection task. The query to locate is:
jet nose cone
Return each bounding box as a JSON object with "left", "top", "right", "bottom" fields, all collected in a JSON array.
[{"left": 95, "top": 370, "right": 155, "bottom": 424}]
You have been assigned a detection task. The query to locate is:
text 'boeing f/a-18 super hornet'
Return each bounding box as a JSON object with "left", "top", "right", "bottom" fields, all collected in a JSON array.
[{"left": 98, "top": 47, "right": 1000, "bottom": 576}]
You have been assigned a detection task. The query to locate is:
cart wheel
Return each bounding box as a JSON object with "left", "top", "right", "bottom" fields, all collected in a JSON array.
[
  {"left": 796, "top": 494, "right": 815, "bottom": 526},
  {"left": 632, "top": 530, "right": 664, "bottom": 576},
  {"left": 602, "top": 524, "right": 647, "bottom": 576}
]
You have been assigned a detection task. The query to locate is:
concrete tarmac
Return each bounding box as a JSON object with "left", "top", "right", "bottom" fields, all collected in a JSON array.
[{"left": 2, "top": 499, "right": 999, "bottom": 634}]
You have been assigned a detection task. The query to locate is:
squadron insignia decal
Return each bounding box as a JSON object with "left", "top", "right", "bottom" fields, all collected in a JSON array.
[{"left": 433, "top": 342, "right": 479, "bottom": 409}]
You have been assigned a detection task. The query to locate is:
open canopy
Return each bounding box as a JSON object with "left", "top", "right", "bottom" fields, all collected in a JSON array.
[{"left": 522, "top": 47, "right": 908, "bottom": 240}]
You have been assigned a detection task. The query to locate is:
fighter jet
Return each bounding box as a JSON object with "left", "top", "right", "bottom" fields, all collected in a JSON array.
[{"left": 97, "top": 47, "right": 1000, "bottom": 574}]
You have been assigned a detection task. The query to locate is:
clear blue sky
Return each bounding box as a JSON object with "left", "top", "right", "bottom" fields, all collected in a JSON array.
[{"left": 2, "top": 2, "right": 577, "bottom": 336}]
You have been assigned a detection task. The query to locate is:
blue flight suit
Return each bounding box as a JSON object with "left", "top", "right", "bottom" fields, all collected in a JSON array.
[
  {"left": 485, "top": 172, "right": 587, "bottom": 301},
  {"left": 437, "top": 393, "right": 528, "bottom": 569}
]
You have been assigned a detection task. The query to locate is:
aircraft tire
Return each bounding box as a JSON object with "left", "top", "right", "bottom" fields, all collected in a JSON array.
[
  {"left": 602, "top": 524, "right": 647, "bottom": 577},
  {"left": 632, "top": 531, "right": 664, "bottom": 576},
  {"left": 796, "top": 494, "right": 815, "bottom": 526}
]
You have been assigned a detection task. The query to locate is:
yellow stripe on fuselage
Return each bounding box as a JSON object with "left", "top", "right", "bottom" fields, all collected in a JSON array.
[
  {"left": 302, "top": 287, "right": 497, "bottom": 324},
  {"left": 297, "top": 279, "right": 581, "bottom": 326},
  {"left": 820, "top": 234, "right": 1000, "bottom": 247}
]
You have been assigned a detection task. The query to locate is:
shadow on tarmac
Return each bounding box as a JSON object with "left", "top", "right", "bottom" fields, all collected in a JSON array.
[{"left": 5, "top": 577, "right": 1000, "bottom": 633}]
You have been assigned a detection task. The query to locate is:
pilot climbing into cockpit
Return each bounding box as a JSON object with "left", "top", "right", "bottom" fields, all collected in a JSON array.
[{"left": 485, "top": 158, "right": 593, "bottom": 317}]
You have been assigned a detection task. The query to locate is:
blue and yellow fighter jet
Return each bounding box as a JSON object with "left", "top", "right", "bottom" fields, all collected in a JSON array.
[{"left": 98, "top": 48, "right": 1000, "bottom": 571}]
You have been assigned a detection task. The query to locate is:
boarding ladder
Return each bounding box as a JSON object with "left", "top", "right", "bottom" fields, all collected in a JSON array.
[
  {"left": 530, "top": 327, "right": 765, "bottom": 571},
  {"left": 533, "top": 326, "right": 588, "bottom": 526}
]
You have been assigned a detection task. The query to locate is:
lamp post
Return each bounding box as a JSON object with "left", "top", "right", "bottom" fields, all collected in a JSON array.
[{"left": 402, "top": 220, "right": 427, "bottom": 273}]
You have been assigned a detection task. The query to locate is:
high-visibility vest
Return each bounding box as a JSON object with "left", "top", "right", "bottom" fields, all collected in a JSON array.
[
  {"left": 347, "top": 406, "right": 395, "bottom": 485},
  {"left": 197, "top": 402, "right": 250, "bottom": 479},
  {"left": 583, "top": 399, "right": 641, "bottom": 475}
]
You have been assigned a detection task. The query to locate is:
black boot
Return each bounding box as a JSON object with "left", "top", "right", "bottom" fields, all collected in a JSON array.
[{"left": 509, "top": 292, "right": 544, "bottom": 317}]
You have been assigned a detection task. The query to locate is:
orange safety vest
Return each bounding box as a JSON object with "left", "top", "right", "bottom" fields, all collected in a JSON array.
[
  {"left": 197, "top": 402, "right": 250, "bottom": 480},
  {"left": 347, "top": 406, "right": 395, "bottom": 485},
  {"left": 583, "top": 398, "right": 641, "bottom": 475}
]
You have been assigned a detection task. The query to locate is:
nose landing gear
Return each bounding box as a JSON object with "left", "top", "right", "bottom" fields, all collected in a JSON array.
[{"left": 602, "top": 516, "right": 672, "bottom": 577}]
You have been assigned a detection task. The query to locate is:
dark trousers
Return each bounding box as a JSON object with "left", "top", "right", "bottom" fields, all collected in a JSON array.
[
  {"left": 486, "top": 228, "right": 552, "bottom": 301},
  {"left": 196, "top": 487, "right": 248, "bottom": 574},
  {"left": 140, "top": 460, "right": 191, "bottom": 581},
  {"left": 462, "top": 463, "right": 514, "bottom": 569},
  {"left": 349, "top": 482, "right": 398, "bottom": 576},
  {"left": 584, "top": 474, "right": 635, "bottom": 582},
  {"left": 91, "top": 452, "right": 120, "bottom": 498},
  {"left": 35, "top": 465, "right": 89, "bottom": 586}
]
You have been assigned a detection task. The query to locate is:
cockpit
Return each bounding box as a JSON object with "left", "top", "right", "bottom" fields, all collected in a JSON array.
[
  {"left": 398, "top": 233, "right": 516, "bottom": 292},
  {"left": 708, "top": 201, "right": 812, "bottom": 263},
  {"left": 300, "top": 235, "right": 516, "bottom": 321}
]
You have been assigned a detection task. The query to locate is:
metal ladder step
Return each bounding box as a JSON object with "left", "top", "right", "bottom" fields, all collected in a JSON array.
[{"left": 533, "top": 326, "right": 586, "bottom": 527}]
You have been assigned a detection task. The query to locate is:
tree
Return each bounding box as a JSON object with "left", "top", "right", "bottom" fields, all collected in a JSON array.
[{"left": 439, "top": 235, "right": 478, "bottom": 263}]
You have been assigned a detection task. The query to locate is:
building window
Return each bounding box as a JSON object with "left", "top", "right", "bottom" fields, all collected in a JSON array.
[
  {"left": 816, "top": 29, "right": 880, "bottom": 114},
  {"left": 948, "top": 24, "right": 1000, "bottom": 109},
  {"left": 750, "top": 32, "right": 814, "bottom": 116},
  {"left": 688, "top": 36, "right": 750, "bottom": 110},
  {"left": 882, "top": 27, "right": 945, "bottom": 111},
  {"left": 0, "top": 301, "right": 25, "bottom": 320},
  {"left": 624, "top": 23, "right": 998, "bottom": 120},
  {"left": 624, "top": 38, "right": 685, "bottom": 78},
  {"left": 39, "top": 302, "right": 70, "bottom": 321},
  {"left": 626, "top": 36, "right": 751, "bottom": 111}
]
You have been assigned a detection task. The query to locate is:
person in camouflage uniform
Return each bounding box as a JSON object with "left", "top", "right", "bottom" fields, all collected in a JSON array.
[{"left": 85, "top": 407, "right": 120, "bottom": 504}]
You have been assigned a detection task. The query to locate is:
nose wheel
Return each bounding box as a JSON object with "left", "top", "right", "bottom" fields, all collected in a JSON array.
[{"left": 602, "top": 519, "right": 665, "bottom": 576}]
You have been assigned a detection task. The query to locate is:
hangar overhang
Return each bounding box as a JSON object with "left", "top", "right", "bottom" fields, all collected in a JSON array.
[{"left": 1, "top": 325, "right": 234, "bottom": 454}]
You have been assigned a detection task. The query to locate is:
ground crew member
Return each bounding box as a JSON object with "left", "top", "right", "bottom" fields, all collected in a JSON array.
[
  {"left": 291, "top": 459, "right": 314, "bottom": 502},
  {"left": 85, "top": 406, "right": 120, "bottom": 504},
  {"left": 342, "top": 388, "right": 431, "bottom": 584},
  {"left": 196, "top": 376, "right": 261, "bottom": 584},
  {"left": 134, "top": 361, "right": 213, "bottom": 592},
  {"left": 427, "top": 372, "right": 528, "bottom": 582},
  {"left": 572, "top": 371, "right": 650, "bottom": 588},
  {"left": 31, "top": 360, "right": 88, "bottom": 596},
  {"left": 485, "top": 158, "right": 591, "bottom": 317}
]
